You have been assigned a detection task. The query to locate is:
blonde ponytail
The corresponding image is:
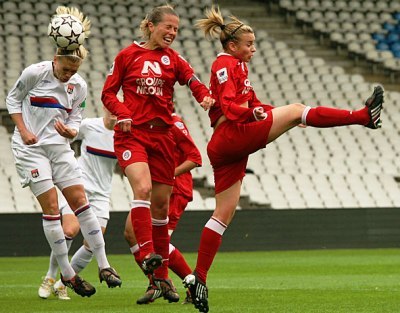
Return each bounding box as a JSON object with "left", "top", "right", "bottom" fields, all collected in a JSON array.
[{"left": 196, "top": 6, "right": 253, "bottom": 49}]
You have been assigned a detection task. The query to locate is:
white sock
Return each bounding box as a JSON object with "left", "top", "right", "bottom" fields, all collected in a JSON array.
[
  {"left": 70, "top": 245, "right": 93, "bottom": 274},
  {"left": 46, "top": 236, "right": 73, "bottom": 279},
  {"left": 76, "top": 206, "right": 110, "bottom": 269},
  {"left": 46, "top": 252, "right": 59, "bottom": 279},
  {"left": 42, "top": 217, "right": 75, "bottom": 279},
  {"left": 54, "top": 279, "right": 65, "bottom": 289}
]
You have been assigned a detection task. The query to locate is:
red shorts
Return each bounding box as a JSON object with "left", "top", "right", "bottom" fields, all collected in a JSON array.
[
  {"left": 114, "top": 124, "right": 176, "bottom": 185},
  {"left": 168, "top": 193, "right": 189, "bottom": 231},
  {"left": 207, "top": 114, "right": 273, "bottom": 194}
]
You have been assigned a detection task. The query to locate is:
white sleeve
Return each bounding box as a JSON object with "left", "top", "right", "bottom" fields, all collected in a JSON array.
[
  {"left": 6, "top": 66, "right": 41, "bottom": 114},
  {"left": 65, "top": 79, "right": 87, "bottom": 132},
  {"left": 74, "top": 118, "right": 88, "bottom": 141}
]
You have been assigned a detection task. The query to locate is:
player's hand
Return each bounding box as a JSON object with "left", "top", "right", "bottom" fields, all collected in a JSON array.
[
  {"left": 253, "top": 107, "right": 267, "bottom": 121},
  {"left": 200, "top": 96, "right": 215, "bottom": 111},
  {"left": 118, "top": 119, "right": 132, "bottom": 132},
  {"left": 20, "top": 129, "right": 38, "bottom": 145},
  {"left": 297, "top": 123, "right": 307, "bottom": 128},
  {"left": 54, "top": 120, "right": 77, "bottom": 139}
]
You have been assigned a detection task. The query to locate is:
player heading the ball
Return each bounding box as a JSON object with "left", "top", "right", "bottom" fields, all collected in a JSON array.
[{"left": 48, "top": 6, "right": 91, "bottom": 56}]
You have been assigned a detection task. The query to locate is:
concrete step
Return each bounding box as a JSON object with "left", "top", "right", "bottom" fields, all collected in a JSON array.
[
  {"left": 216, "top": 0, "right": 399, "bottom": 91},
  {"left": 226, "top": 5, "right": 269, "bottom": 18}
]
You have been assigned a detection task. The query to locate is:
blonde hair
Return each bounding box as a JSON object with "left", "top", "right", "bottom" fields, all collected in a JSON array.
[
  {"left": 139, "top": 4, "right": 178, "bottom": 40},
  {"left": 54, "top": 6, "right": 91, "bottom": 60},
  {"left": 196, "top": 6, "right": 253, "bottom": 49}
]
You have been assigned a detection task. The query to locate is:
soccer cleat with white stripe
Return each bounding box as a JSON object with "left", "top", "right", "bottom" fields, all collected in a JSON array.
[
  {"left": 364, "top": 85, "right": 384, "bottom": 129},
  {"left": 183, "top": 273, "right": 209, "bottom": 313},
  {"left": 38, "top": 277, "right": 55, "bottom": 299},
  {"left": 154, "top": 278, "right": 180, "bottom": 303},
  {"left": 136, "top": 282, "right": 163, "bottom": 304}
]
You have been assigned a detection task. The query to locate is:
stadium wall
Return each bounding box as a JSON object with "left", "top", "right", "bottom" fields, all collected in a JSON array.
[{"left": 1, "top": 208, "right": 400, "bottom": 257}]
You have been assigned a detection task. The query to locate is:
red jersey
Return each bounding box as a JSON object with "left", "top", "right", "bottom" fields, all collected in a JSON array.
[
  {"left": 208, "top": 53, "right": 274, "bottom": 127},
  {"left": 102, "top": 41, "right": 210, "bottom": 126},
  {"left": 171, "top": 114, "right": 202, "bottom": 200}
]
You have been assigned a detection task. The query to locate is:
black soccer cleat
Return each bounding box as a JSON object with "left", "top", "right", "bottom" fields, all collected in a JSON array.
[
  {"left": 99, "top": 267, "right": 122, "bottom": 288},
  {"left": 136, "top": 281, "right": 162, "bottom": 305},
  {"left": 183, "top": 273, "right": 209, "bottom": 313},
  {"left": 61, "top": 274, "right": 96, "bottom": 297},
  {"left": 154, "top": 277, "right": 180, "bottom": 303},
  {"left": 141, "top": 253, "right": 163, "bottom": 275},
  {"left": 364, "top": 85, "right": 384, "bottom": 129}
]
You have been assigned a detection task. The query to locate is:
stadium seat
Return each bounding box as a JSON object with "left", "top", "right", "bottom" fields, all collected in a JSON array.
[
  {"left": 186, "top": 190, "right": 206, "bottom": 211},
  {"left": 0, "top": 0, "right": 398, "bottom": 212}
]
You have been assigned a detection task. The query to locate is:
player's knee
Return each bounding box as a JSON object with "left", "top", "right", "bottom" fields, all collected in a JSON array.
[
  {"left": 67, "top": 194, "right": 88, "bottom": 211},
  {"left": 287, "top": 103, "right": 307, "bottom": 123},
  {"left": 289, "top": 102, "right": 306, "bottom": 113},
  {"left": 151, "top": 204, "right": 169, "bottom": 219},
  {"left": 134, "top": 183, "right": 152, "bottom": 199},
  {"left": 63, "top": 223, "right": 80, "bottom": 238},
  {"left": 63, "top": 228, "right": 78, "bottom": 239},
  {"left": 43, "top": 199, "right": 60, "bottom": 215}
]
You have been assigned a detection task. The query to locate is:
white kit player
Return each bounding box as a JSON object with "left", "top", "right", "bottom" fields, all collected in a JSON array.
[
  {"left": 38, "top": 107, "right": 120, "bottom": 299},
  {"left": 6, "top": 11, "right": 121, "bottom": 297}
]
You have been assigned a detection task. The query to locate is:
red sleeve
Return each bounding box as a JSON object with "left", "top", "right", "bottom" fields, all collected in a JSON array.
[
  {"left": 214, "top": 66, "right": 255, "bottom": 122},
  {"left": 249, "top": 92, "right": 275, "bottom": 111},
  {"left": 175, "top": 54, "right": 210, "bottom": 104},
  {"left": 101, "top": 53, "right": 132, "bottom": 121},
  {"left": 173, "top": 118, "right": 202, "bottom": 167}
]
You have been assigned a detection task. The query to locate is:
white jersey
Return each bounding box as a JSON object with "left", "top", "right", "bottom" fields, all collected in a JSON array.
[
  {"left": 6, "top": 60, "right": 87, "bottom": 146},
  {"left": 76, "top": 117, "right": 116, "bottom": 201}
]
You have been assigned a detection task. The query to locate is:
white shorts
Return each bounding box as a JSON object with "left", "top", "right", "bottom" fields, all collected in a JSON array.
[{"left": 12, "top": 143, "right": 82, "bottom": 188}]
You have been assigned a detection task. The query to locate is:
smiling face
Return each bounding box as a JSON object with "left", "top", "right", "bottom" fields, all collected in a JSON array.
[
  {"left": 148, "top": 14, "right": 179, "bottom": 49},
  {"left": 228, "top": 32, "right": 256, "bottom": 63}
]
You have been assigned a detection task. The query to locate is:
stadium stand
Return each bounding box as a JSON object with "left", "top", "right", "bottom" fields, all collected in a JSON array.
[
  {"left": 279, "top": 0, "right": 400, "bottom": 80},
  {"left": 0, "top": 0, "right": 400, "bottom": 213}
]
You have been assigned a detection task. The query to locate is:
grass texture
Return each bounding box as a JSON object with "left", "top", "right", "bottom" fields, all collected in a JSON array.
[{"left": 1, "top": 249, "right": 400, "bottom": 313}]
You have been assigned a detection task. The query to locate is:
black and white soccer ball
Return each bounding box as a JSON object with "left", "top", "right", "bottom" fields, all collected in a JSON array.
[{"left": 47, "top": 14, "right": 85, "bottom": 51}]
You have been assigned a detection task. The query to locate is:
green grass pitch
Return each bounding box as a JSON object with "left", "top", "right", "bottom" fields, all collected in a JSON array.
[{"left": 1, "top": 249, "right": 400, "bottom": 313}]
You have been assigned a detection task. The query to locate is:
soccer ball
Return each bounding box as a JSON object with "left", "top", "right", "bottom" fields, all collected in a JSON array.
[{"left": 48, "top": 14, "right": 85, "bottom": 50}]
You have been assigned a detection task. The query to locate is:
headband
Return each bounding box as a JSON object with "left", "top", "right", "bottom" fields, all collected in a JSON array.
[
  {"left": 230, "top": 23, "right": 244, "bottom": 37},
  {"left": 221, "top": 23, "right": 244, "bottom": 44}
]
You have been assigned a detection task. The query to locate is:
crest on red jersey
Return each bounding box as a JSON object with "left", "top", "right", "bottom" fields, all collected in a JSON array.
[{"left": 216, "top": 67, "right": 228, "bottom": 84}]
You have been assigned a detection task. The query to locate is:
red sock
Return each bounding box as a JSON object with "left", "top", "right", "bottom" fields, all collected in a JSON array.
[
  {"left": 169, "top": 244, "right": 192, "bottom": 279},
  {"left": 152, "top": 220, "right": 169, "bottom": 280},
  {"left": 195, "top": 218, "right": 226, "bottom": 283},
  {"left": 305, "top": 106, "right": 369, "bottom": 127},
  {"left": 130, "top": 203, "right": 153, "bottom": 260}
]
